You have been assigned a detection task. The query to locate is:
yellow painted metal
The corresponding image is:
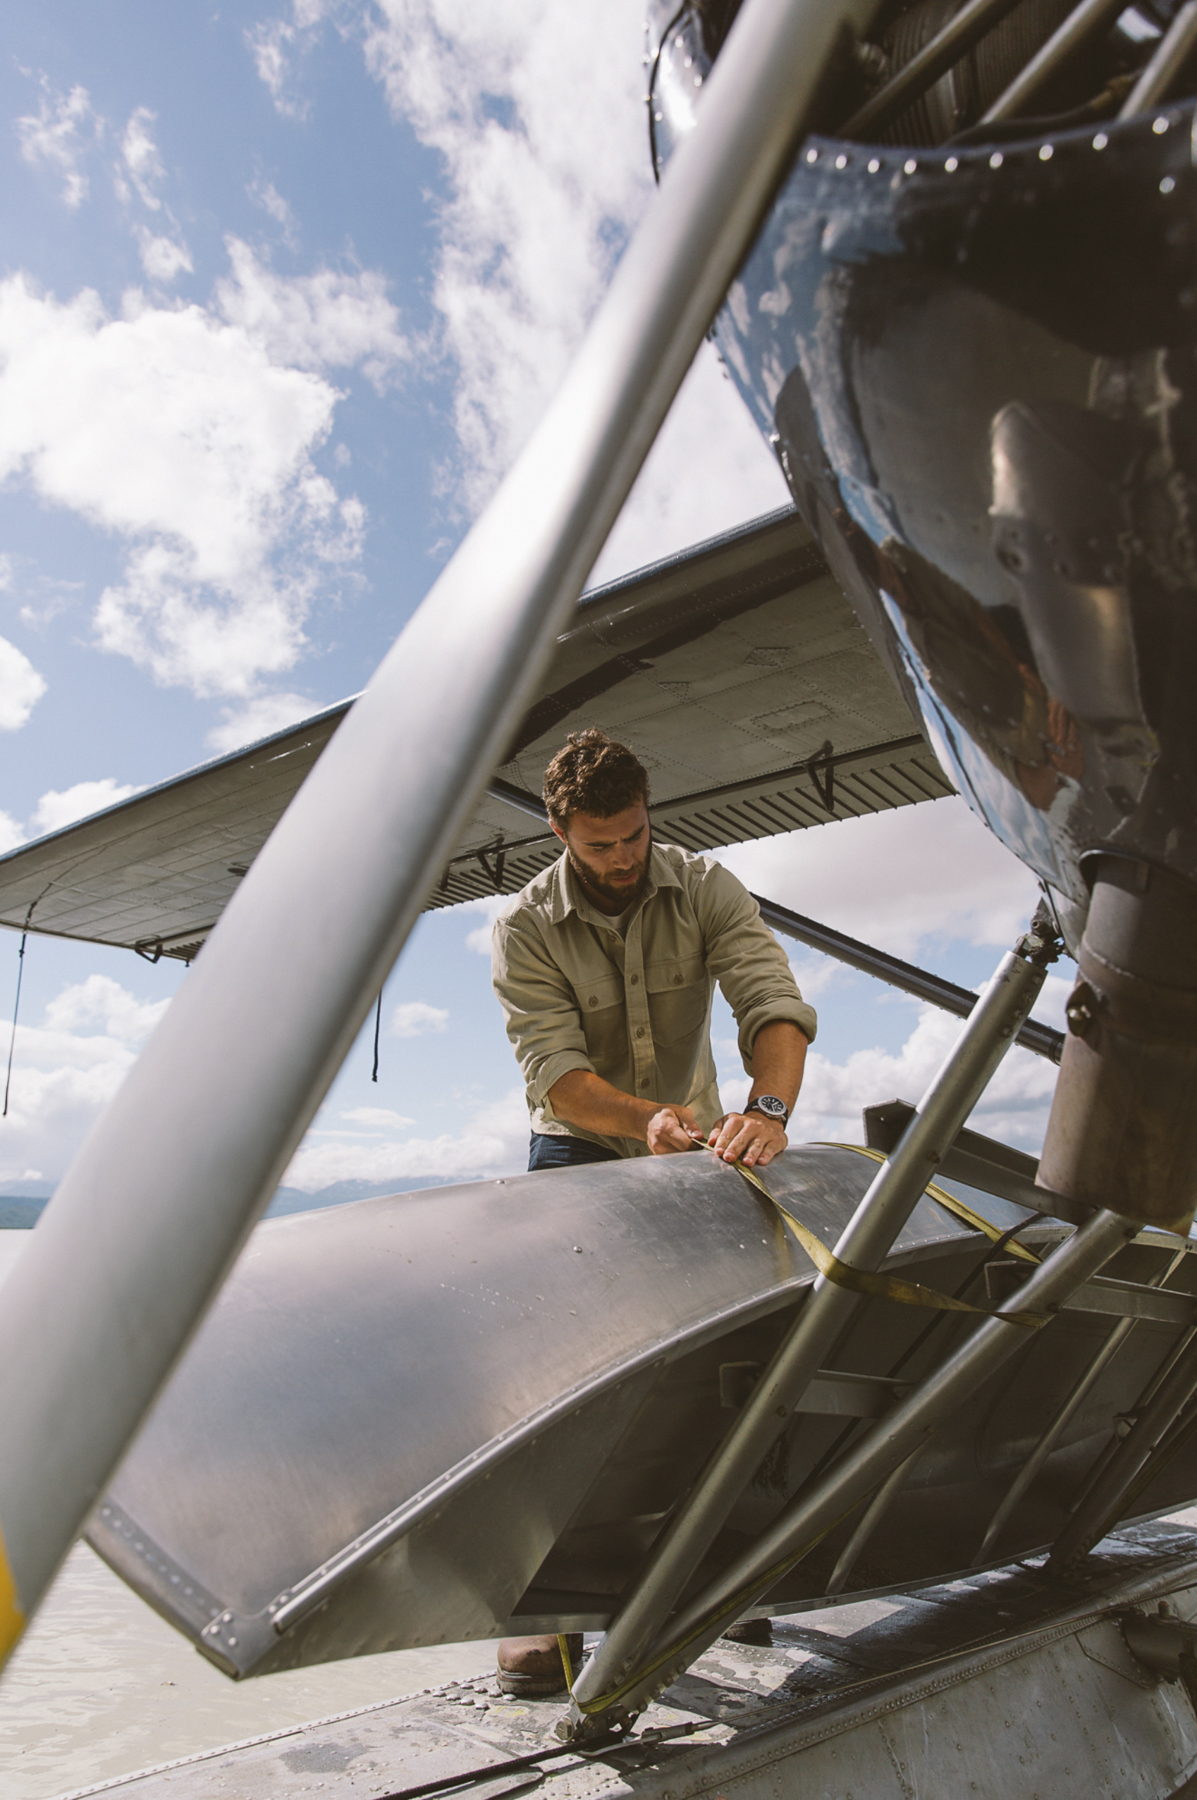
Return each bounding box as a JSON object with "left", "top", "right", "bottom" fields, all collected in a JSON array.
[{"left": 0, "top": 1519, "right": 25, "bottom": 1668}]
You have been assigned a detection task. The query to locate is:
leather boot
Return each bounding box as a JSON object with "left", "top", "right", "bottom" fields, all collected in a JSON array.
[{"left": 496, "top": 1633, "right": 583, "bottom": 1697}]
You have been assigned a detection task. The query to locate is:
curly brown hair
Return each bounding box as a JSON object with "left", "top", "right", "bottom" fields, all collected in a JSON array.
[{"left": 542, "top": 730, "right": 650, "bottom": 828}]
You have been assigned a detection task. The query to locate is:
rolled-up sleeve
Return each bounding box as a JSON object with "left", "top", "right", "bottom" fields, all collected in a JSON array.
[
  {"left": 694, "top": 863, "right": 817, "bottom": 1071},
  {"left": 492, "top": 917, "right": 595, "bottom": 1107}
]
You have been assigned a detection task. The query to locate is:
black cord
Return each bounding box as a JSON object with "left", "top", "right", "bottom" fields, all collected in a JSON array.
[
  {"left": 372, "top": 990, "right": 383, "bottom": 1083},
  {"left": 3, "top": 932, "right": 27, "bottom": 1119}
]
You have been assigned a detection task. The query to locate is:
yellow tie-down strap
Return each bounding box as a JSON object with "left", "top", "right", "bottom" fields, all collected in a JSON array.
[
  {"left": 828, "top": 1142, "right": 1041, "bottom": 1265},
  {"left": 734, "top": 1160, "right": 1046, "bottom": 1330}
]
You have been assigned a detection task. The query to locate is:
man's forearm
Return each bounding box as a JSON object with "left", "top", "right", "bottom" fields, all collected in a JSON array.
[
  {"left": 547, "top": 1070, "right": 703, "bottom": 1154},
  {"left": 547, "top": 1070, "right": 658, "bottom": 1140},
  {"left": 747, "top": 1020, "right": 808, "bottom": 1112}
]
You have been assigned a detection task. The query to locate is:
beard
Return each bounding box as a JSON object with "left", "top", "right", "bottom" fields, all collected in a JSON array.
[{"left": 567, "top": 833, "right": 653, "bottom": 912}]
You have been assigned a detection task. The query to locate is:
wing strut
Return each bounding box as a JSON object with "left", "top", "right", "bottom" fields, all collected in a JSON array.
[{"left": 0, "top": 0, "right": 880, "bottom": 1665}]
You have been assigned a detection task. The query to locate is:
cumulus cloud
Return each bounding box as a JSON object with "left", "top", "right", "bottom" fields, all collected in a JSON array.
[
  {"left": 790, "top": 1005, "right": 1061, "bottom": 1153},
  {"left": 390, "top": 1000, "right": 449, "bottom": 1037},
  {"left": 340, "top": 1105, "right": 416, "bottom": 1129},
  {"left": 716, "top": 798, "right": 1043, "bottom": 963},
  {"left": 216, "top": 238, "right": 409, "bottom": 390},
  {"left": 462, "top": 894, "right": 509, "bottom": 955},
  {"left": 360, "top": 0, "right": 649, "bottom": 513},
  {"left": 30, "top": 780, "right": 139, "bottom": 837},
  {"left": 15, "top": 81, "right": 100, "bottom": 209},
  {"left": 248, "top": 2, "right": 786, "bottom": 575},
  {"left": 283, "top": 1084, "right": 528, "bottom": 1189},
  {"left": 206, "top": 689, "right": 321, "bottom": 754},
  {"left": 0, "top": 636, "right": 47, "bottom": 730},
  {"left": 0, "top": 268, "right": 375, "bottom": 696},
  {"left": 0, "top": 975, "right": 171, "bottom": 1187},
  {"left": 0, "top": 814, "right": 24, "bottom": 854}
]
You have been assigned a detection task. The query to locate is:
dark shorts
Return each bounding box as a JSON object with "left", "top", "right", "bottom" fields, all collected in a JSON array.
[{"left": 528, "top": 1132, "right": 621, "bottom": 1173}]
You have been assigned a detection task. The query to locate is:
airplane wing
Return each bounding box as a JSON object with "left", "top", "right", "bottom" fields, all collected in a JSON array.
[{"left": 0, "top": 508, "right": 951, "bottom": 962}]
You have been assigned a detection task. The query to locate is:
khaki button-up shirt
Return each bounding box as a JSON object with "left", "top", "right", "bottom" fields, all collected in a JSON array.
[{"left": 491, "top": 842, "right": 817, "bottom": 1158}]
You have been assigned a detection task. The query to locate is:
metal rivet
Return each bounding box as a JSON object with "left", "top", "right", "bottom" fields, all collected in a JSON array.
[
  {"left": 1093, "top": 131, "right": 1108, "bottom": 150},
  {"left": 944, "top": 155, "right": 958, "bottom": 171},
  {"left": 693, "top": 74, "right": 702, "bottom": 86},
  {"left": 806, "top": 147, "right": 818, "bottom": 163},
  {"left": 1162, "top": 175, "right": 1177, "bottom": 193},
  {"left": 835, "top": 153, "right": 847, "bottom": 169},
  {"left": 1154, "top": 115, "right": 1169, "bottom": 133},
  {"left": 654, "top": 111, "right": 663, "bottom": 122},
  {"left": 1039, "top": 143, "right": 1053, "bottom": 160},
  {"left": 989, "top": 151, "right": 1004, "bottom": 168},
  {"left": 573, "top": 1245, "right": 583, "bottom": 1253},
  {"left": 904, "top": 158, "right": 917, "bottom": 173},
  {"left": 867, "top": 157, "right": 880, "bottom": 173}
]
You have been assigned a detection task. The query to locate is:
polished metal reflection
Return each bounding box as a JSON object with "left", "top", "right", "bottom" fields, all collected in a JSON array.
[{"left": 85, "top": 1144, "right": 1197, "bottom": 1686}]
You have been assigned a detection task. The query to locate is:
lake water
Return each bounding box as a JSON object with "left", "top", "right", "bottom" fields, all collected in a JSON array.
[{"left": 0, "top": 1232, "right": 493, "bottom": 1799}]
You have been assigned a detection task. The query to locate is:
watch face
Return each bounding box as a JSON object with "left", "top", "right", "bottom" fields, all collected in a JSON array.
[{"left": 753, "top": 1096, "right": 787, "bottom": 1119}]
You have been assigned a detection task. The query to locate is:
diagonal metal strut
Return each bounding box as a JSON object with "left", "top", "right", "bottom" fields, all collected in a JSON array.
[
  {"left": 0, "top": 0, "right": 883, "bottom": 1666},
  {"left": 564, "top": 907, "right": 1062, "bottom": 1738}
]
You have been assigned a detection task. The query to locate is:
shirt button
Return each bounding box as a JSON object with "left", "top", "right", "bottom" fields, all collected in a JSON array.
[
  {"left": 589, "top": 996, "right": 598, "bottom": 1006},
  {"left": 630, "top": 974, "right": 639, "bottom": 986},
  {"left": 673, "top": 973, "right": 682, "bottom": 984},
  {"left": 636, "top": 1027, "right": 645, "bottom": 1039},
  {"left": 639, "top": 1077, "right": 649, "bottom": 1088}
]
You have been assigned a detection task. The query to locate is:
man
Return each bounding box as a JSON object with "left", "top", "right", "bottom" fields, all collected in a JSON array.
[{"left": 489, "top": 729, "right": 816, "bottom": 1694}]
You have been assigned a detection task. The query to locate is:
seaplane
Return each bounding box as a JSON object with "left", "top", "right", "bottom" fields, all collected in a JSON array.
[{"left": 3, "top": 0, "right": 1197, "bottom": 1791}]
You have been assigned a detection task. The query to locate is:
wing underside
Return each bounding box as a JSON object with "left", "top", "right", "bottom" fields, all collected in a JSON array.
[{"left": 0, "top": 509, "right": 952, "bottom": 961}]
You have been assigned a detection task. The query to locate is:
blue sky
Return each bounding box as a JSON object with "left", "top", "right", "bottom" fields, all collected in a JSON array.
[{"left": 0, "top": 1, "right": 1066, "bottom": 1199}]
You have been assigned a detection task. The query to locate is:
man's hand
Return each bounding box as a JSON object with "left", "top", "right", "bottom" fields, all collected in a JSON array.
[
  {"left": 647, "top": 1104, "right": 706, "bottom": 1155},
  {"left": 708, "top": 1111, "right": 787, "bottom": 1168}
]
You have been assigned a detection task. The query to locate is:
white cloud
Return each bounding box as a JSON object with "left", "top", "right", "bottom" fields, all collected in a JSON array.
[
  {"left": 283, "top": 1084, "right": 528, "bottom": 1189},
  {"left": 216, "top": 238, "right": 409, "bottom": 391},
  {"left": 30, "top": 780, "right": 139, "bottom": 837},
  {"left": 0, "top": 269, "right": 368, "bottom": 696},
  {"left": 246, "top": 0, "right": 339, "bottom": 118},
  {"left": 590, "top": 347, "right": 789, "bottom": 587},
  {"left": 390, "top": 1000, "right": 449, "bottom": 1037},
  {"left": 462, "top": 893, "right": 509, "bottom": 954},
  {"left": 786, "top": 1004, "right": 1060, "bottom": 1154},
  {"left": 136, "top": 228, "right": 193, "bottom": 284},
  {"left": 716, "top": 798, "right": 1043, "bottom": 963},
  {"left": 0, "top": 814, "right": 24, "bottom": 854},
  {"left": 241, "top": 2, "right": 783, "bottom": 577},
  {"left": 248, "top": 176, "right": 298, "bottom": 246},
  {"left": 43, "top": 973, "right": 168, "bottom": 1041},
  {"left": 120, "top": 106, "right": 165, "bottom": 210},
  {"left": 0, "top": 975, "right": 171, "bottom": 1187},
  {"left": 359, "top": 0, "right": 649, "bottom": 514},
  {"left": 340, "top": 1105, "right": 416, "bottom": 1129},
  {"left": 0, "top": 635, "right": 47, "bottom": 730},
  {"left": 15, "top": 81, "right": 99, "bottom": 209},
  {"left": 206, "top": 690, "right": 320, "bottom": 754}
]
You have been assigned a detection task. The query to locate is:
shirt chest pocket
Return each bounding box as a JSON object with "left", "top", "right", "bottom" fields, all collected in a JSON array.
[
  {"left": 574, "top": 971, "right": 626, "bottom": 1063},
  {"left": 645, "top": 954, "right": 710, "bottom": 1046}
]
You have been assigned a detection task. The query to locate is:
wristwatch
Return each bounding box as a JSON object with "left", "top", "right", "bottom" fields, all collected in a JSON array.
[{"left": 744, "top": 1095, "right": 789, "bottom": 1128}]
